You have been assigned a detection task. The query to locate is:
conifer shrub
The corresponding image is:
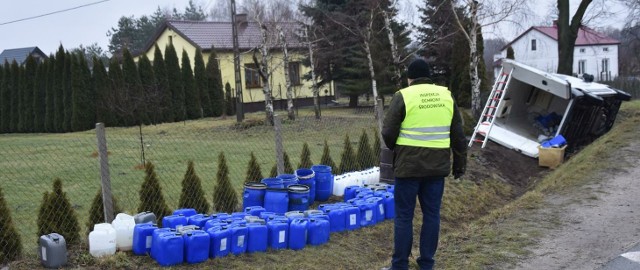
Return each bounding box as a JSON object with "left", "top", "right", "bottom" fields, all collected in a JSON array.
[
  {"left": 269, "top": 164, "right": 278, "bottom": 177},
  {"left": 0, "top": 186, "right": 22, "bottom": 263},
  {"left": 338, "top": 134, "right": 358, "bottom": 174},
  {"left": 298, "top": 142, "right": 313, "bottom": 169},
  {"left": 372, "top": 128, "right": 381, "bottom": 164},
  {"left": 356, "top": 129, "right": 374, "bottom": 170},
  {"left": 138, "top": 162, "right": 171, "bottom": 224},
  {"left": 37, "top": 179, "right": 81, "bottom": 245},
  {"left": 245, "top": 152, "right": 263, "bottom": 183},
  {"left": 283, "top": 151, "right": 293, "bottom": 173},
  {"left": 320, "top": 140, "right": 337, "bottom": 170},
  {"left": 86, "top": 188, "right": 122, "bottom": 235},
  {"left": 179, "top": 161, "right": 210, "bottom": 213},
  {"left": 212, "top": 152, "right": 238, "bottom": 213}
]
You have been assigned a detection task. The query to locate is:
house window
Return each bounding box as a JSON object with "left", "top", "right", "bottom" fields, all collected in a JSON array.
[
  {"left": 245, "top": 64, "right": 261, "bottom": 88},
  {"left": 578, "top": 60, "right": 586, "bottom": 74},
  {"left": 602, "top": 58, "right": 609, "bottom": 73},
  {"left": 168, "top": 35, "right": 173, "bottom": 45},
  {"left": 579, "top": 48, "right": 585, "bottom": 53},
  {"left": 289, "top": 62, "right": 301, "bottom": 85},
  {"left": 603, "top": 47, "right": 609, "bottom": 52},
  {"left": 531, "top": 39, "right": 537, "bottom": 51}
]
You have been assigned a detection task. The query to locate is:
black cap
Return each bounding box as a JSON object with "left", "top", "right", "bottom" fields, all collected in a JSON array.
[{"left": 407, "top": 59, "right": 431, "bottom": 79}]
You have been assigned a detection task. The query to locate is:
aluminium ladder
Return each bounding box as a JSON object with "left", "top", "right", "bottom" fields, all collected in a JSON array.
[{"left": 468, "top": 68, "right": 514, "bottom": 148}]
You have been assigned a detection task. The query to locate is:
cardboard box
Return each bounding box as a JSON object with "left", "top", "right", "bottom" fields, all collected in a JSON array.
[{"left": 538, "top": 145, "right": 567, "bottom": 169}]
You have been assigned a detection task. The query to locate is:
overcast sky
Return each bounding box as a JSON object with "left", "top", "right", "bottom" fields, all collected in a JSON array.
[{"left": 0, "top": 0, "right": 630, "bottom": 56}]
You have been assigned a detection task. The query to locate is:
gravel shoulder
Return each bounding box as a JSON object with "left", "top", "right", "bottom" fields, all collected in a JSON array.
[{"left": 515, "top": 141, "right": 640, "bottom": 270}]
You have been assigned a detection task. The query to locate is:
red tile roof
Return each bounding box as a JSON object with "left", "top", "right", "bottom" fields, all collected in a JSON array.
[
  {"left": 501, "top": 25, "right": 620, "bottom": 51},
  {"left": 534, "top": 25, "right": 620, "bottom": 45}
]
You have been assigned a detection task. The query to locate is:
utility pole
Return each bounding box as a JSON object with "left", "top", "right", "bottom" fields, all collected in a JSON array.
[{"left": 230, "top": 0, "right": 244, "bottom": 122}]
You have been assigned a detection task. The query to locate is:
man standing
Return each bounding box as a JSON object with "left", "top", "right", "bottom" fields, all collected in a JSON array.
[{"left": 382, "top": 58, "right": 467, "bottom": 270}]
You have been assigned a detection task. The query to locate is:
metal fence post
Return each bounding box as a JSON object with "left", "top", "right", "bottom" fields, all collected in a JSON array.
[
  {"left": 274, "top": 115, "right": 284, "bottom": 175},
  {"left": 96, "top": 123, "right": 114, "bottom": 223}
]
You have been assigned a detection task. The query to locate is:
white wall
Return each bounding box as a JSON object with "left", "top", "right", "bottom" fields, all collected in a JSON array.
[
  {"left": 498, "top": 29, "right": 619, "bottom": 82},
  {"left": 572, "top": 45, "right": 618, "bottom": 81}
]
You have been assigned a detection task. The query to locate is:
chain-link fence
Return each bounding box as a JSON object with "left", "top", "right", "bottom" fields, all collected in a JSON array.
[{"left": 0, "top": 105, "right": 379, "bottom": 258}]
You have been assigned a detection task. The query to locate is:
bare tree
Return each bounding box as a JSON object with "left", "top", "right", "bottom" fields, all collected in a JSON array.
[
  {"left": 303, "top": 26, "right": 322, "bottom": 119},
  {"left": 382, "top": 1, "right": 403, "bottom": 90},
  {"left": 450, "top": 0, "right": 528, "bottom": 118},
  {"left": 279, "top": 27, "right": 295, "bottom": 120},
  {"left": 252, "top": 21, "right": 276, "bottom": 125}
]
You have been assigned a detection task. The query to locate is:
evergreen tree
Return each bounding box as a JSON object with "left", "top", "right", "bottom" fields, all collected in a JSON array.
[
  {"left": 44, "top": 57, "right": 55, "bottom": 132},
  {"left": 506, "top": 46, "right": 515, "bottom": 60},
  {"left": 36, "top": 191, "right": 51, "bottom": 237},
  {"left": 165, "top": 44, "right": 184, "bottom": 122},
  {"left": 245, "top": 152, "right": 263, "bottom": 183},
  {"left": 338, "top": 134, "right": 358, "bottom": 174},
  {"left": 34, "top": 58, "right": 48, "bottom": 132},
  {"left": 20, "top": 55, "right": 37, "bottom": 132},
  {"left": 138, "top": 162, "right": 171, "bottom": 224},
  {"left": 212, "top": 152, "right": 238, "bottom": 213},
  {"left": 138, "top": 54, "right": 156, "bottom": 124},
  {"left": 9, "top": 61, "right": 20, "bottom": 132},
  {"left": 93, "top": 56, "right": 116, "bottom": 126},
  {"left": 0, "top": 186, "right": 22, "bottom": 263},
  {"left": 417, "top": 0, "right": 458, "bottom": 86},
  {"left": 41, "top": 179, "right": 81, "bottom": 245},
  {"left": 182, "top": 50, "right": 201, "bottom": 120},
  {"left": 269, "top": 164, "right": 278, "bottom": 177},
  {"left": 86, "top": 187, "right": 122, "bottom": 235},
  {"left": 356, "top": 129, "right": 374, "bottom": 170},
  {"left": 194, "top": 48, "right": 211, "bottom": 117},
  {"left": 206, "top": 47, "right": 224, "bottom": 117},
  {"left": 298, "top": 142, "right": 313, "bottom": 169},
  {"left": 71, "top": 53, "right": 92, "bottom": 131},
  {"left": 224, "top": 82, "right": 235, "bottom": 116},
  {"left": 0, "top": 63, "right": 9, "bottom": 133},
  {"left": 178, "top": 161, "right": 210, "bottom": 213},
  {"left": 283, "top": 151, "right": 293, "bottom": 174},
  {"left": 63, "top": 51, "right": 72, "bottom": 132},
  {"left": 108, "top": 58, "right": 125, "bottom": 126},
  {"left": 320, "top": 139, "right": 337, "bottom": 169},
  {"left": 53, "top": 46, "right": 66, "bottom": 132},
  {"left": 122, "top": 48, "right": 146, "bottom": 126},
  {"left": 153, "top": 44, "right": 172, "bottom": 123},
  {"left": 372, "top": 128, "right": 381, "bottom": 164}
]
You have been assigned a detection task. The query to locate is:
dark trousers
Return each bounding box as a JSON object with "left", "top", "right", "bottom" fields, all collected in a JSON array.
[{"left": 391, "top": 176, "right": 445, "bottom": 270}]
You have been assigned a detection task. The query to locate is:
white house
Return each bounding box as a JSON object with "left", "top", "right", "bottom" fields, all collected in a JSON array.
[{"left": 495, "top": 23, "right": 620, "bottom": 82}]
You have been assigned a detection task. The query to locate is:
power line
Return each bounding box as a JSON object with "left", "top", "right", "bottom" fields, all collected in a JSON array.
[{"left": 0, "top": 0, "right": 111, "bottom": 26}]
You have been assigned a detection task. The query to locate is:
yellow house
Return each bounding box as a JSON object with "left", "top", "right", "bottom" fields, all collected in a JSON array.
[{"left": 136, "top": 17, "right": 325, "bottom": 112}]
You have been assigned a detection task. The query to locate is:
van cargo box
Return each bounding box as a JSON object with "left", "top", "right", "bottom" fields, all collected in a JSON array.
[{"left": 473, "top": 59, "right": 631, "bottom": 158}]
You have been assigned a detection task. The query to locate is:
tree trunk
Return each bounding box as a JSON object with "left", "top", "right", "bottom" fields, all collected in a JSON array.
[
  {"left": 557, "top": 0, "right": 593, "bottom": 75},
  {"left": 364, "top": 37, "right": 379, "bottom": 109},
  {"left": 382, "top": 9, "right": 402, "bottom": 91},
  {"left": 279, "top": 29, "right": 295, "bottom": 121},
  {"left": 306, "top": 28, "right": 321, "bottom": 120},
  {"left": 469, "top": 4, "right": 482, "bottom": 118},
  {"left": 255, "top": 26, "right": 274, "bottom": 125},
  {"left": 349, "top": 95, "right": 359, "bottom": 107}
]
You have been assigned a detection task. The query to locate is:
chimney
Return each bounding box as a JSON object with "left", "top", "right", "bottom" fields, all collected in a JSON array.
[{"left": 235, "top": 13, "right": 247, "bottom": 26}]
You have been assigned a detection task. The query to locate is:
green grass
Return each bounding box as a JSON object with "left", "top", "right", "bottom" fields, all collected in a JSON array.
[{"left": 0, "top": 107, "right": 378, "bottom": 253}]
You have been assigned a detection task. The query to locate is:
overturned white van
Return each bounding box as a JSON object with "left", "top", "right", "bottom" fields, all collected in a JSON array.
[{"left": 472, "top": 59, "right": 631, "bottom": 158}]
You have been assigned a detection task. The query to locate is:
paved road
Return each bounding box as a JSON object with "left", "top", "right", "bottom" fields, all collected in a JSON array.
[{"left": 516, "top": 142, "right": 640, "bottom": 270}]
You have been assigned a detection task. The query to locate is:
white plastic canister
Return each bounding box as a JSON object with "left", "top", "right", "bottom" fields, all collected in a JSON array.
[
  {"left": 89, "top": 223, "right": 117, "bottom": 257},
  {"left": 111, "top": 213, "right": 136, "bottom": 251}
]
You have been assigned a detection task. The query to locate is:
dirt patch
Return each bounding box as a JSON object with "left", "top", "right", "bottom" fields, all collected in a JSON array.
[{"left": 467, "top": 141, "right": 546, "bottom": 195}]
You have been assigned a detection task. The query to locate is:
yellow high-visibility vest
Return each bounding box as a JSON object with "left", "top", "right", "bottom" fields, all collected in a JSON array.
[{"left": 396, "top": 84, "right": 454, "bottom": 148}]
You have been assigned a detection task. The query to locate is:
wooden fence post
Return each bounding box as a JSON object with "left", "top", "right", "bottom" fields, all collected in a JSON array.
[{"left": 96, "top": 123, "right": 114, "bottom": 223}]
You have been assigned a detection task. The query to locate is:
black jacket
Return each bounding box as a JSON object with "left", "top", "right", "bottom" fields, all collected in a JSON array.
[{"left": 381, "top": 79, "right": 467, "bottom": 178}]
